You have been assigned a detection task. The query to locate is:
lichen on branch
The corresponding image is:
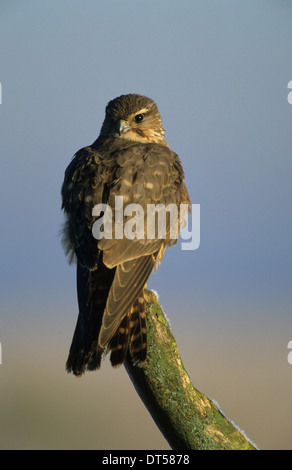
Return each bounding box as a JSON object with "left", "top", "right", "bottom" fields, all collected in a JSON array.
[{"left": 125, "top": 289, "right": 257, "bottom": 450}]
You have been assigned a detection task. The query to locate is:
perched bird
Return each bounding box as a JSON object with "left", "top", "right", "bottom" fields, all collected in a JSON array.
[{"left": 61, "top": 93, "right": 190, "bottom": 376}]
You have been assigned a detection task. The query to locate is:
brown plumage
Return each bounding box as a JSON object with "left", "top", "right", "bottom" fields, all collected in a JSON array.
[{"left": 61, "top": 93, "right": 190, "bottom": 376}]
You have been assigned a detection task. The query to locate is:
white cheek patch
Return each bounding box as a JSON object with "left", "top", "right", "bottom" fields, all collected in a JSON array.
[{"left": 120, "top": 130, "right": 149, "bottom": 143}]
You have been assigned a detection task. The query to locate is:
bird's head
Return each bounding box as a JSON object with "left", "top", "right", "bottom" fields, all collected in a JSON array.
[{"left": 99, "top": 94, "right": 165, "bottom": 144}]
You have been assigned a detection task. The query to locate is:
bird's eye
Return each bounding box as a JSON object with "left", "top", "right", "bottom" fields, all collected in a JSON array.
[{"left": 134, "top": 113, "right": 144, "bottom": 123}]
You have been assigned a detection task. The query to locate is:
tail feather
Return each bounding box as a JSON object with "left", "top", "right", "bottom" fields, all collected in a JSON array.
[
  {"left": 66, "top": 262, "right": 115, "bottom": 376},
  {"left": 108, "top": 314, "right": 130, "bottom": 367},
  {"left": 66, "top": 262, "right": 148, "bottom": 375},
  {"left": 129, "top": 292, "right": 147, "bottom": 364},
  {"left": 109, "top": 291, "right": 147, "bottom": 367}
]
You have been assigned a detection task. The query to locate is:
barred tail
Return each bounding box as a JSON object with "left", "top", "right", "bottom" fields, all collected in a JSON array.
[
  {"left": 129, "top": 292, "right": 147, "bottom": 364},
  {"left": 109, "top": 292, "right": 147, "bottom": 367}
]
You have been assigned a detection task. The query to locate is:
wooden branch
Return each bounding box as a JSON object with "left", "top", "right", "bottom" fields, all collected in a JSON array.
[{"left": 124, "top": 289, "right": 257, "bottom": 451}]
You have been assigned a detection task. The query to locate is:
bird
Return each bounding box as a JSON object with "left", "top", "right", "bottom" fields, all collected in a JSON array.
[{"left": 61, "top": 93, "right": 190, "bottom": 376}]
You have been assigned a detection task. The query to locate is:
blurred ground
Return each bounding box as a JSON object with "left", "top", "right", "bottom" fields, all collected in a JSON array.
[{"left": 1, "top": 290, "right": 291, "bottom": 450}]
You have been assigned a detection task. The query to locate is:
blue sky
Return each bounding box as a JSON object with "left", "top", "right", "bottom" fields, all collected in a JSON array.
[{"left": 0, "top": 1, "right": 292, "bottom": 450}]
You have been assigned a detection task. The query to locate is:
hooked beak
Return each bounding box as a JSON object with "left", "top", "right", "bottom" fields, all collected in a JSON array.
[{"left": 117, "top": 119, "right": 131, "bottom": 136}]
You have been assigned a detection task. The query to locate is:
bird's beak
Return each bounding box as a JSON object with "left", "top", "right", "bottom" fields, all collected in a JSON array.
[{"left": 117, "top": 119, "right": 131, "bottom": 136}]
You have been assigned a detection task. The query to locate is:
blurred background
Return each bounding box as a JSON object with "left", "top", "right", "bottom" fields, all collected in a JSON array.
[{"left": 0, "top": 0, "right": 291, "bottom": 450}]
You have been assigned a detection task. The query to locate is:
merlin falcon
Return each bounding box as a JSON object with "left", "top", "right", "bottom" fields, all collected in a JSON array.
[{"left": 61, "top": 94, "right": 190, "bottom": 376}]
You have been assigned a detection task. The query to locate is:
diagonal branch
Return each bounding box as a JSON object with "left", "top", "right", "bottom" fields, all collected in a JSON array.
[{"left": 124, "top": 289, "right": 257, "bottom": 450}]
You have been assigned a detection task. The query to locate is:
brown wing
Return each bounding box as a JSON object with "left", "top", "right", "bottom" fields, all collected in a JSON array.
[
  {"left": 61, "top": 146, "right": 114, "bottom": 374},
  {"left": 61, "top": 146, "right": 110, "bottom": 269},
  {"left": 97, "top": 143, "right": 190, "bottom": 348},
  {"left": 98, "top": 256, "right": 155, "bottom": 347}
]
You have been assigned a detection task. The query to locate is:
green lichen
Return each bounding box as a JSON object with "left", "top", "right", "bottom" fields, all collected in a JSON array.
[{"left": 124, "top": 289, "right": 257, "bottom": 451}]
